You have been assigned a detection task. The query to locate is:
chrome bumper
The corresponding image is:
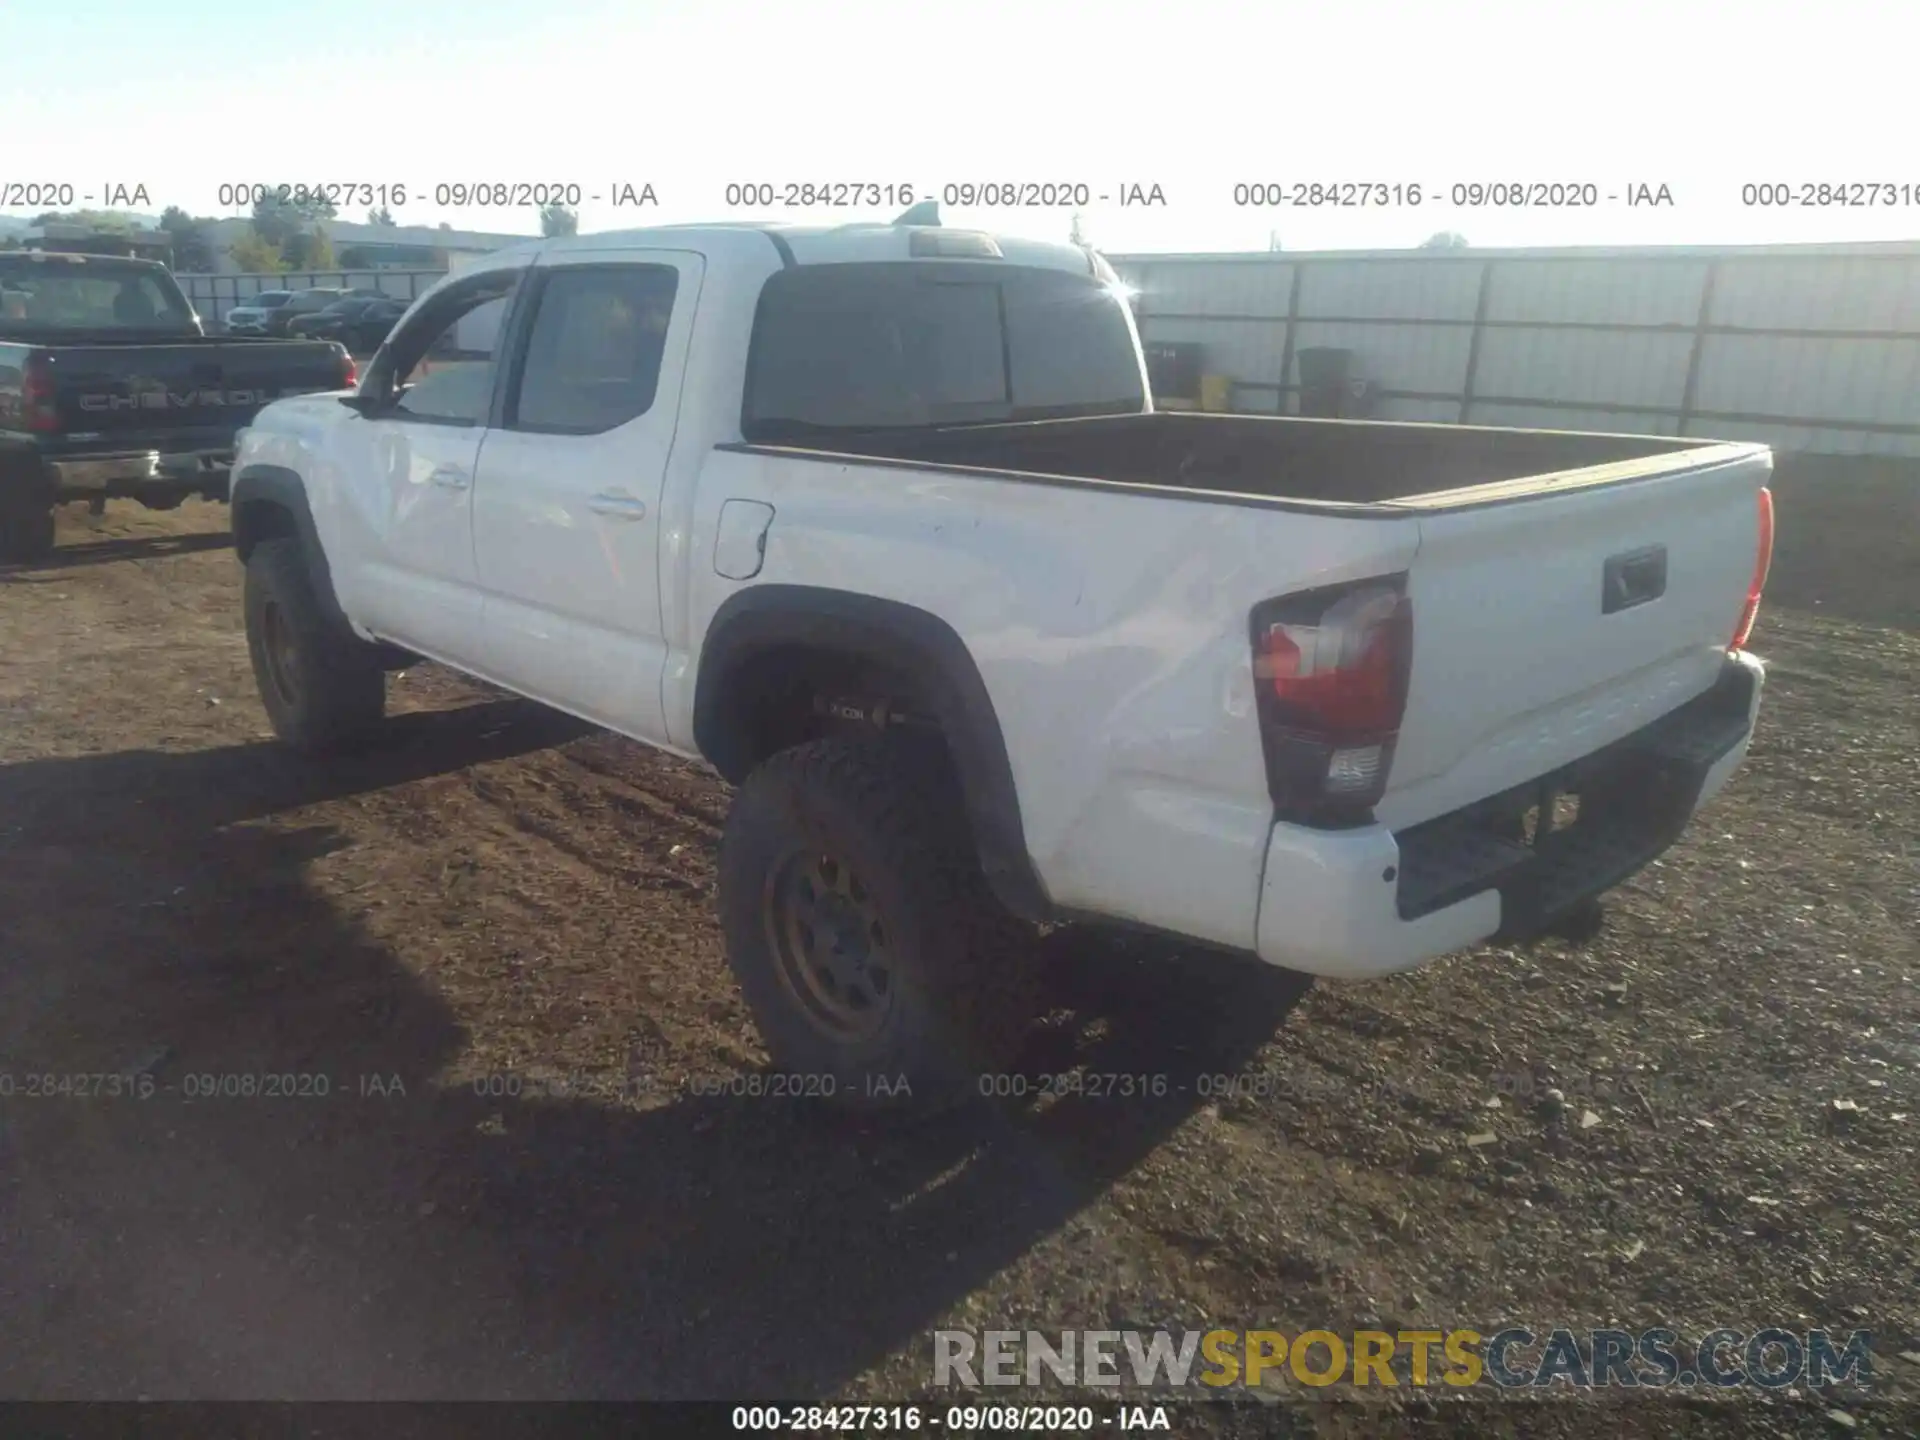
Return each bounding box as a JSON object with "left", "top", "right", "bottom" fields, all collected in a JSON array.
[{"left": 46, "top": 449, "right": 234, "bottom": 494}]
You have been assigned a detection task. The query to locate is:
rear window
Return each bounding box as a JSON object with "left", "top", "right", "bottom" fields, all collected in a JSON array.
[
  {"left": 249, "top": 292, "right": 293, "bottom": 307},
  {"left": 743, "top": 261, "right": 1145, "bottom": 438},
  {"left": 0, "top": 257, "right": 196, "bottom": 332}
]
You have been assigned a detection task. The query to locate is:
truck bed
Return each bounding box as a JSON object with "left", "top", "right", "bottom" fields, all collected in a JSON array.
[
  {"left": 726, "top": 405, "right": 1774, "bottom": 853},
  {"left": 754, "top": 411, "right": 1731, "bottom": 508}
]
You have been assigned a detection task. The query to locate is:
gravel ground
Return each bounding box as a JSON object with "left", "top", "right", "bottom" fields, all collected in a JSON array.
[{"left": 0, "top": 497, "right": 1914, "bottom": 1435}]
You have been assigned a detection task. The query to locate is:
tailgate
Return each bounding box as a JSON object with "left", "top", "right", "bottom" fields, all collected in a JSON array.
[
  {"left": 46, "top": 341, "right": 347, "bottom": 443},
  {"left": 1380, "top": 444, "right": 1771, "bottom": 829}
]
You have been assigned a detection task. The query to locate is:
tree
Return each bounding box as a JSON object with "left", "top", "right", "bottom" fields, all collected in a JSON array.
[
  {"left": 1068, "top": 211, "right": 1089, "bottom": 246},
  {"left": 250, "top": 186, "right": 337, "bottom": 249},
  {"left": 1420, "top": 231, "right": 1469, "bottom": 250},
  {"left": 159, "top": 206, "right": 216, "bottom": 272},
  {"left": 229, "top": 229, "right": 286, "bottom": 273},
  {"left": 20, "top": 211, "right": 147, "bottom": 257},
  {"left": 339, "top": 246, "right": 374, "bottom": 269},
  {"left": 539, "top": 203, "right": 578, "bottom": 237},
  {"left": 282, "top": 229, "right": 336, "bottom": 270},
  {"left": 367, "top": 206, "right": 397, "bottom": 227},
  {"left": 34, "top": 209, "right": 134, "bottom": 234}
]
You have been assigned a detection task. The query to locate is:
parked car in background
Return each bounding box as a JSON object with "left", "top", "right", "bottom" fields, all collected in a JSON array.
[
  {"left": 0, "top": 252, "right": 355, "bottom": 559},
  {"left": 286, "top": 296, "right": 409, "bottom": 352},
  {"left": 262, "top": 288, "right": 345, "bottom": 336},
  {"left": 226, "top": 290, "right": 294, "bottom": 334}
]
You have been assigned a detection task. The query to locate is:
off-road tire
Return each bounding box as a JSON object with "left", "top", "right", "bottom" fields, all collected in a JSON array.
[
  {"left": 0, "top": 496, "right": 55, "bottom": 563},
  {"left": 243, "top": 538, "right": 386, "bottom": 754},
  {"left": 718, "top": 736, "right": 1040, "bottom": 1114}
]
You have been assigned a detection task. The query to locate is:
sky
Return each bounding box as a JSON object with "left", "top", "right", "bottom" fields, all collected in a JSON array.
[{"left": 7, "top": 0, "right": 1917, "bottom": 255}]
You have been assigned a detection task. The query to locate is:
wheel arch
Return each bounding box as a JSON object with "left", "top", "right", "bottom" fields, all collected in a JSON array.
[
  {"left": 229, "top": 465, "right": 349, "bottom": 632},
  {"left": 694, "top": 585, "right": 1051, "bottom": 922}
]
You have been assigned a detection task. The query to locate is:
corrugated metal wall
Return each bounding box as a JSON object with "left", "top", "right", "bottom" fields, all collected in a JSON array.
[{"left": 1113, "top": 244, "right": 1920, "bottom": 457}]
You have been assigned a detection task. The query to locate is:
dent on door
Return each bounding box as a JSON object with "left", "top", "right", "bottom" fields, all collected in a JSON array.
[{"left": 714, "top": 499, "right": 775, "bottom": 580}]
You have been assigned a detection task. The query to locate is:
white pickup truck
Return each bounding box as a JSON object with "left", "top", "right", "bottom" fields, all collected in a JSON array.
[{"left": 230, "top": 218, "right": 1774, "bottom": 1110}]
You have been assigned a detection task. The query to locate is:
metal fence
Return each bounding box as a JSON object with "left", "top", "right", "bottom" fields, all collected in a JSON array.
[
  {"left": 176, "top": 269, "right": 447, "bottom": 332},
  {"left": 1113, "top": 244, "right": 1920, "bottom": 458}
]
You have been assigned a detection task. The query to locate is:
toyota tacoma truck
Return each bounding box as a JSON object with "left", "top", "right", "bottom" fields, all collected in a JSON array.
[
  {"left": 0, "top": 250, "right": 356, "bottom": 559},
  {"left": 226, "top": 218, "right": 1774, "bottom": 1110}
]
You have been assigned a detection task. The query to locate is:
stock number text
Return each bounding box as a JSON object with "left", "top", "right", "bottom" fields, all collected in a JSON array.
[
  {"left": 218, "top": 182, "right": 410, "bottom": 208},
  {"left": 1234, "top": 181, "right": 1423, "bottom": 207},
  {"left": 724, "top": 182, "right": 918, "bottom": 209},
  {"left": 1742, "top": 181, "right": 1920, "bottom": 207}
]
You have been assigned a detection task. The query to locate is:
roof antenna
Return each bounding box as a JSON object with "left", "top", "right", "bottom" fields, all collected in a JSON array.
[{"left": 892, "top": 200, "right": 940, "bottom": 227}]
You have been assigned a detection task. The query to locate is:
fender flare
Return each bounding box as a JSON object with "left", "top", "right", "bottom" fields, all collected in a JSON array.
[
  {"left": 229, "top": 464, "right": 349, "bottom": 632},
  {"left": 694, "top": 585, "right": 1052, "bottom": 922}
]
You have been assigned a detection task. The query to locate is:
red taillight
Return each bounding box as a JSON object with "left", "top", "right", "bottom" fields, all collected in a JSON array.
[
  {"left": 1729, "top": 485, "right": 1774, "bottom": 651},
  {"left": 21, "top": 355, "right": 60, "bottom": 432},
  {"left": 336, "top": 347, "right": 358, "bottom": 389},
  {"left": 1252, "top": 578, "right": 1413, "bottom": 820}
]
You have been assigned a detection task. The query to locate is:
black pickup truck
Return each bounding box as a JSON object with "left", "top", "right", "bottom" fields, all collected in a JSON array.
[{"left": 0, "top": 251, "right": 356, "bottom": 560}]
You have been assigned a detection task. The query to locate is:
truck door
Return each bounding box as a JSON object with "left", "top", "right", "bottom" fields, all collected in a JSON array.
[
  {"left": 469, "top": 250, "right": 703, "bottom": 741},
  {"left": 325, "top": 263, "right": 525, "bottom": 661}
]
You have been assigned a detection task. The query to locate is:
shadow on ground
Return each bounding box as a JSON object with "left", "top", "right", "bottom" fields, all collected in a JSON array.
[
  {"left": 0, "top": 699, "right": 1308, "bottom": 1400},
  {"left": 0, "top": 528, "right": 233, "bottom": 577}
]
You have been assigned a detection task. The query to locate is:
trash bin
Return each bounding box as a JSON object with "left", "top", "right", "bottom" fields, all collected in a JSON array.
[
  {"left": 1144, "top": 341, "right": 1204, "bottom": 403},
  {"left": 1297, "top": 347, "right": 1357, "bottom": 417}
]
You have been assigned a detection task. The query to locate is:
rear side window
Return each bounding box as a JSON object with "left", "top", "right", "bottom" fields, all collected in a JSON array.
[
  {"left": 743, "top": 261, "right": 1144, "bottom": 438},
  {"left": 0, "top": 258, "right": 196, "bottom": 332},
  {"left": 506, "top": 264, "right": 679, "bottom": 434}
]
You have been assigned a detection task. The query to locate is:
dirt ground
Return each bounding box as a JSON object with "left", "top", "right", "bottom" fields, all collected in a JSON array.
[{"left": 0, "top": 466, "right": 1915, "bottom": 1435}]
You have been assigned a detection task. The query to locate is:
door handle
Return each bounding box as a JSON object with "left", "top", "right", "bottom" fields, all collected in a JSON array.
[
  {"left": 428, "top": 466, "right": 470, "bottom": 491},
  {"left": 587, "top": 490, "right": 648, "bottom": 520}
]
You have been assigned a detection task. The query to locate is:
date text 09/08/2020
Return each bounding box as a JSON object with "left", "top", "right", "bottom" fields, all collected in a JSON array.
[
  {"left": 1227, "top": 180, "right": 1675, "bottom": 208},
  {"left": 719, "top": 182, "right": 1166, "bottom": 209},
  {"left": 730, "top": 1405, "right": 1166, "bottom": 1432}
]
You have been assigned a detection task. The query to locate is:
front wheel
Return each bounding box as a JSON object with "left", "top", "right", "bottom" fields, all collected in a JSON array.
[
  {"left": 718, "top": 737, "right": 1040, "bottom": 1114},
  {"left": 243, "top": 538, "right": 387, "bottom": 754}
]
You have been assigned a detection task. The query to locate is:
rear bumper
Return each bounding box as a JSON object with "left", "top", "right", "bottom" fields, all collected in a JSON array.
[
  {"left": 1254, "top": 650, "right": 1765, "bottom": 979},
  {"left": 44, "top": 449, "right": 233, "bottom": 498}
]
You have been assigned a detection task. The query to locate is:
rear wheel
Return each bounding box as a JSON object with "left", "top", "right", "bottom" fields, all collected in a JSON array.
[
  {"left": 718, "top": 737, "right": 1040, "bottom": 1114},
  {"left": 243, "top": 538, "right": 386, "bottom": 753}
]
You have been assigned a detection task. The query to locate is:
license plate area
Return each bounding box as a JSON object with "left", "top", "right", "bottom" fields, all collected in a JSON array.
[{"left": 1393, "top": 661, "right": 1755, "bottom": 932}]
